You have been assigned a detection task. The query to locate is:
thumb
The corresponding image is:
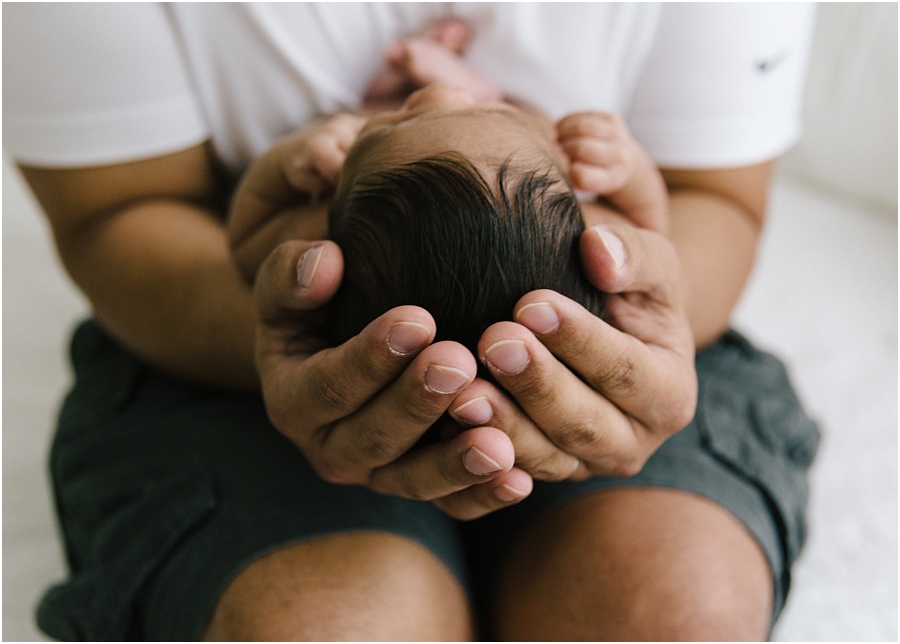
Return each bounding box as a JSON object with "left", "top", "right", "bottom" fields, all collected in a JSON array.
[
  {"left": 254, "top": 239, "right": 344, "bottom": 324},
  {"left": 579, "top": 224, "right": 628, "bottom": 293}
]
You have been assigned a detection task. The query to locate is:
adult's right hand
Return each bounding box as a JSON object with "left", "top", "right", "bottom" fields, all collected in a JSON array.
[
  {"left": 254, "top": 238, "right": 535, "bottom": 520},
  {"left": 448, "top": 211, "right": 698, "bottom": 482}
]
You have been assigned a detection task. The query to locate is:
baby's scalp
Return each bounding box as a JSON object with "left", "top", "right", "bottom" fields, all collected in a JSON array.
[{"left": 327, "top": 152, "right": 605, "bottom": 364}]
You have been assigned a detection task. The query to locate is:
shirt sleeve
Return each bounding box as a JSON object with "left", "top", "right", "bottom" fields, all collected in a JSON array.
[
  {"left": 2, "top": 3, "right": 209, "bottom": 168},
  {"left": 626, "top": 3, "right": 816, "bottom": 169}
]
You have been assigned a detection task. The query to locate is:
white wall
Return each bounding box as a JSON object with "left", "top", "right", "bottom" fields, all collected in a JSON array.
[{"left": 781, "top": 2, "right": 898, "bottom": 216}]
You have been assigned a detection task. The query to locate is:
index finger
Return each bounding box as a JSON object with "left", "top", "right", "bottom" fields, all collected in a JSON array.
[
  {"left": 263, "top": 306, "right": 438, "bottom": 433},
  {"left": 254, "top": 240, "right": 437, "bottom": 430},
  {"left": 511, "top": 291, "right": 696, "bottom": 434}
]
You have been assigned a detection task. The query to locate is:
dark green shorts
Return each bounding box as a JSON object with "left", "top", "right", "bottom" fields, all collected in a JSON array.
[{"left": 37, "top": 321, "right": 819, "bottom": 641}]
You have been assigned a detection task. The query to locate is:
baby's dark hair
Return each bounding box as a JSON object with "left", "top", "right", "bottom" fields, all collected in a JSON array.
[{"left": 327, "top": 153, "right": 605, "bottom": 357}]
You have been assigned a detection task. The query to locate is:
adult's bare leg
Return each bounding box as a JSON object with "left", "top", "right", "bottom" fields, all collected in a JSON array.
[
  {"left": 202, "top": 531, "right": 473, "bottom": 641},
  {"left": 493, "top": 488, "right": 773, "bottom": 641}
]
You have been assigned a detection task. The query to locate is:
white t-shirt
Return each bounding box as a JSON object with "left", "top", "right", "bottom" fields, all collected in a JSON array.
[{"left": 3, "top": 2, "right": 815, "bottom": 175}]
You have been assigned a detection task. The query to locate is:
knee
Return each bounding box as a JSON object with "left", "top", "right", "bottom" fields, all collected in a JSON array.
[
  {"left": 496, "top": 566, "right": 771, "bottom": 641},
  {"left": 201, "top": 532, "right": 473, "bottom": 641},
  {"left": 492, "top": 489, "right": 773, "bottom": 641}
]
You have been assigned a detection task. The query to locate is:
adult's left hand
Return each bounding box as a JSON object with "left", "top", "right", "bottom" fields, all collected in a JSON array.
[{"left": 446, "top": 209, "right": 697, "bottom": 483}]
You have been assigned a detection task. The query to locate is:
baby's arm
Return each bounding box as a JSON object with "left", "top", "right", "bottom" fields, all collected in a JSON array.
[
  {"left": 227, "top": 114, "right": 365, "bottom": 282},
  {"left": 557, "top": 112, "right": 669, "bottom": 234}
]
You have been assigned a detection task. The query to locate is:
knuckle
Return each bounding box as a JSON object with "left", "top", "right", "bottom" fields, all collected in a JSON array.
[
  {"left": 595, "top": 350, "right": 641, "bottom": 394},
  {"left": 608, "top": 454, "right": 645, "bottom": 478},
  {"left": 432, "top": 498, "right": 478, "bottom": 521},
  {"left": 266, "top": 239, "right": 296, "bottom": 272},
  {"left": 560, "top": 138, "right": 580, "bottom": 159},
  {"left": 349, "top": 337, "right": 391, "bottom": 381},
  {"left": 352, "top": 424, "right": 402, "bottom": 465},
  {"left": 551, "top": 416, "right": 602, "bottom": 453},
  {"left": 520, "top": 455, "right": 575, "bottom": 482},
  {"left": 383, "top": 468, "right": 428, "bottom": 501},
  {"left": 308, "top": 369, "right": 357, "bottom": 415},
  {"left": 569, "top": 138, "right": 590, "bottom": 160},
  {"left": 638, "top": 368, "right": 697, "bottom": 437},
  {"left": 551, "top": 322, "right": 594, "bottom": 364},
  {"left": 400, "top": 390, "right": 446, "bottom": 428},
  {"left": 583, "top": 139, "right": 607, "bottom": 163},
  {"left": 315, "top": 458, "right": 360, "bottom": 486},
  {"left": 579, "top": 112, "right": 604, "bottom": 129},
  {"left": 509, "top": 372, "right": 557, "bottom": 411},
  {"left": 582, "top": 112, "right": 614, "bottom": 136},
  {"left": 680, "top": 397, "right": 698, "bottom": 427},
  {"left": 266, "top": 407, "right": 296, "bottom": 438},
  {"left": 660, "top": 394, "right": 697, "bottom": 435}
]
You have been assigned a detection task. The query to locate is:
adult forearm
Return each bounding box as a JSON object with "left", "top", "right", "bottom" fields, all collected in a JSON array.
[
  {"left": 667, "top": 188, "right": 760, "bottom": 349},
  {"left": 58, "top": 198, "right": 259, "bottom": 390},
  {"left": 660, "top": 162, "right": 773, "bottom": 349}
]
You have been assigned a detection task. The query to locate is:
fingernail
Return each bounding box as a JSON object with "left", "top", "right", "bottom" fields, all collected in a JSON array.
[
  {"left": 451, "top": 396, "right": 493, "bottom": 426},
  {"left": 483, "top": 340, "right": 530, "bottom": 375},
  {"left": 593, "top": 226, "right": 626, "bottom": 269},
  {"left": 516, "top": 302, "right": 560, "bottom": 335},
  {"left": 387, "top": 321, "right": 431, "bottom": 355},
  {"left": 463, "top": 446, "right": 503, "bottom": 476},
  {"left": 297, "top": 245, "right": 324, "bottom": 288},
  {"left": 569, "top": 458, "right": 582, "bottom": 476},
  {"left": 424, "top": 365, "right": 470, "bottom": 395},
  {"left": 494, "top": 483, "right": 529, "bottom": 503}
]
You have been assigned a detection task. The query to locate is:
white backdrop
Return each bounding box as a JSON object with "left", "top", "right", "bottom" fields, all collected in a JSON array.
[
  {"left": 3, "top": 3, "right": 897, "bottom": 640},
  {"left": 781, "top": 2, "right": 898, "bottom": 215}
]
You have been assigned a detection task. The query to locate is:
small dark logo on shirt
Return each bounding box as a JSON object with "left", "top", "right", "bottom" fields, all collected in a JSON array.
[{"left": 756, "top": 50, "right": 790, "bottom": 74}]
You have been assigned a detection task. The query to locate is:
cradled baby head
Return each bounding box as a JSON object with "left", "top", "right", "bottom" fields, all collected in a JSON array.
[{"left": 327, "top": 152, "right": 605, "bottom": 357}]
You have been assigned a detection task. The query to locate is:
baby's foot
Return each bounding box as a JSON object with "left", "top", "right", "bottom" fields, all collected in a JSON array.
[
  {"left": 366, "top": 18, "right": 468, "bottom": 100},
  {"left": 419, "top": 16, "right": 471, "bottom": 53},
  {"left": 384, "top": 37, "right": 502, "bottom": 103},
  {"left": 365, "top": 18, "right": 501, "bottom": 103}
]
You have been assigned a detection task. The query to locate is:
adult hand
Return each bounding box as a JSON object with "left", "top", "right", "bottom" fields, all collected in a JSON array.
[
  {"left": 449, "top": 207, "right": 697, "bottom": 480},
  {"left": 253, "top": 238, "right": 535, "bottom": 520}
]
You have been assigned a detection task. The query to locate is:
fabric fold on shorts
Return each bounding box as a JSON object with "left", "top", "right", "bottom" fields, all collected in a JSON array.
[{"left": 37, "top": 322, "right": 819, "bottom": 640}]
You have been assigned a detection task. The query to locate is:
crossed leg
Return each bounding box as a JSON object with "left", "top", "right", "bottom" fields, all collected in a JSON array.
[
  {"left": 201, "top": 531, "right": 473, "bottom": 641},
  {"left": 492, "top": 487, "right": 774, "bottom": 641},
  {"left": 200, "top": 489, "right": 772, "bottom": 641}
]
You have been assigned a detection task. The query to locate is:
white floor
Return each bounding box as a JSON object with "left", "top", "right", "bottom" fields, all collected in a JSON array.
[
  {"left": 3, "top": 156, "right": 898, "bottom": 641},
  {"left": 732, "top": 177, "right": 898, "bottom": 641}
]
